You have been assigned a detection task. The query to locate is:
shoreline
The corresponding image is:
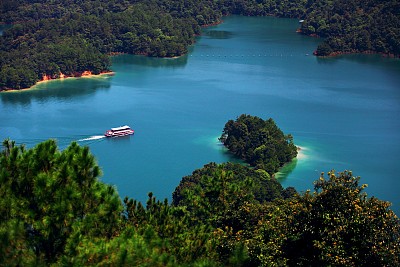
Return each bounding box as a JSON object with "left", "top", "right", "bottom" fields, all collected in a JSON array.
[
  {"left": 200, "top": 19, "right": 223, "bottom": 28},
  {"left": 313, "top": 48, "right": 400, "bottom": 59},
  {"left": 296, "top": 145, "right": 307, "bottom": 160},
  {"left": 273, "top": 145, "right": 307, "bottom": 179},
  {"left": 295, "top": 29, "right": 400, "bottom": 59},
  {"left": 1, "top": 71, "right": 115, "bottom": 93}
]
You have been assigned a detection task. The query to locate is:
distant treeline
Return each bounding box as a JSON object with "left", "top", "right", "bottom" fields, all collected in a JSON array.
[
  {"left": 300, "top": 0, "right": 400, "bottom": 56},
  {"left": 0, "top": 0, "right": 399, "bottom": 90},
  {"left": 0, "top": 0, "right": 204, "bottom": 89}
]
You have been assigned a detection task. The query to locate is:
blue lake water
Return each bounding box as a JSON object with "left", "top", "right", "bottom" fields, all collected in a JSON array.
[{"left": 1, "top": 16, "right": 399, "bottom": 214}]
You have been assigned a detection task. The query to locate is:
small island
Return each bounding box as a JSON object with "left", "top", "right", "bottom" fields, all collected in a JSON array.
[{"left": 219, "top": 114, "right": 298, "bottom": 175}]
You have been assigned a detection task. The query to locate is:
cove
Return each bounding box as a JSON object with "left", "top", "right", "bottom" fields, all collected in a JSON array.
[{"left": 1, "top": 16, "right": 399, "bottom": 214}]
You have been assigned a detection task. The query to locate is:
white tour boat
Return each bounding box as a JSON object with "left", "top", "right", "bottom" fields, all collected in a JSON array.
[{"left": 104, "top": 125, "right": 134, "bottom": 137}]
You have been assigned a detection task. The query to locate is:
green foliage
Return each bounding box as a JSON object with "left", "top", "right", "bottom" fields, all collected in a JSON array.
[
  {"left": 1, "top": 138, "right": 399, "bottom": 265},
  {"left": 1, "top": 0, "right": 399, "bottom": 89},
  {"left": 301, "top": 0, "right": 400, "bottom": 56},
  {"left": 0, "top": 139, "right": 123, "bottom": 264},
  {"left": 0, "top": 219, "right": 37, "bottom": 266},
  {"left": 0, "top": 0, "right": 202, "bottom": 89},
  {"left": 248, "top": 170, "right": 400, "bottom": 266},
  {"left": 220, "top": 114, "right": 298, "bottom": 174},
  {"left": 316, "top": 41, "right": 333, "bottom": 56},
  {"left": 172, "top": 162, "right": 294, "bottom": 264},
  {"left": 60, "top": 226, "right": 180, "bottom": 266},
  {"left": 60, "top": 193, "right": 221, "bottom": 266},
  {"left": 124, "top": 193, "right": 219, "bottom": 264},
  {"left": 0, "top": 28, "right": 111, "bottom": 89},
  {"left": 173, "top": 162, "right": 287, "bottom": 226}
]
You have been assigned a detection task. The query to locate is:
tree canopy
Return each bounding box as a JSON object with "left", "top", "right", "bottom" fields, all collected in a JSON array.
[
  {"left": 0, "top": 1, "right": 200, "bottom": 90},
  {"left": 248, "top": 170, "right": 400, "bottom": 266},
  {"left": 1, "top": 0, "right": 399, "bottom": 90},
  {"left": 0, "top": 139, "right": 122, "bottom": 265},
  {"left": 219, "top": 114, "right": 298, "bottom": 174},
  {"left": 173, "top": 162, "right": 295, "bottom": 228},
  {"left": 1, "top": 138, "right": 399, "bottom": 266},
  {"left": 301, "top": 0, "right": 400, "bottom": 56}
]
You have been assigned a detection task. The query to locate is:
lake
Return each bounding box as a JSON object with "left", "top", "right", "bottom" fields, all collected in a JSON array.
[{"left": 1, "top": 16, "right": 399, "bottom": 214}]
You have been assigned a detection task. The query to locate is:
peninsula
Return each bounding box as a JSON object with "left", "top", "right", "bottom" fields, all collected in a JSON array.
[
  {"left": 1, "top": 0, "right": 399, "bottom": 91},
  {"left": 0, "top": 71, "right": 114, "bottom": 92}
]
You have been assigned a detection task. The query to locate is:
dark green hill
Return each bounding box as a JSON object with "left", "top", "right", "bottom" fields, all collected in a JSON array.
[{"left": 1, "top": 0, "right": 399, "bottom": 90}]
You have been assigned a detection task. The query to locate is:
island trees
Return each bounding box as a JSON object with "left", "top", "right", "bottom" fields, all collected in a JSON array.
[{"left": 219, "top": 114, "right": 298, "bottom": 174}]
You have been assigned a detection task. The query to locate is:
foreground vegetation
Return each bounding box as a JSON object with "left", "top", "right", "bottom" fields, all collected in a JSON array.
[
  {"left": 1, "top": 0, "right": 399, "bottom": 90},
  {"left": 1, "top": 137, "right": 399, "bottom": 266}
]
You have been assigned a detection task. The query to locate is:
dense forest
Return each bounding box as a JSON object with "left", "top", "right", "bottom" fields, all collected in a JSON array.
[
  {"left": 0, "top": 0, "right": 399, "bottom": 90},
  {"left": 1, "top": 138, "right": 399, "bottom": 266},
  {"left": 219, "top": 114, "right": 297, "bottom": 174},
  {"left": 300, "top": 0, "right": 400, "bottom": 56}
]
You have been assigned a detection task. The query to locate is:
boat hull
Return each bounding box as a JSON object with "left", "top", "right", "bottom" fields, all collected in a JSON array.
[{"left": 104, "top": 126, "right": 134, "bottom": 137}]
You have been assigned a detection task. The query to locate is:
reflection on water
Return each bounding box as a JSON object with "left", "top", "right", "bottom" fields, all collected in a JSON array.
[
  {"left": 317, "top": 53, "right": 400, "bottom": 68},
  {"left": 112, "top": 54, "right": 189, "bottom": 69},
  {"left": 219, "top": 148, "right": 247, "bottom": 165},
  {"left": 0, "top": 76, "right": 112, "bottom": 106},
  {"left": 275, "top": 159, "right": 298, "bottom": 181},
  {"left": 316, "top": 56, "right": 340, "bottom": 65},
  {"left": 204, "top": 30, "right": 233, "bottom": 39}
]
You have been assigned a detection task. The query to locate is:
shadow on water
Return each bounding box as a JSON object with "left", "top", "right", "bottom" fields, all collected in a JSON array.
[
  {"left": 112, "top": 54, "right": 189, "bottom": 69},
  {"left": 316, "top": 53, "right": 400, "bottom": 69},
  {"left": 274, "top": 158, "right": 298, "bottom": 181},
  {"left": 105, "top": 135, "right": 133, "bottom": 143},
  {"left": 316, "top": 56, "right": 340, "bottom": 65},
  {"left": 203, "top": 30, "right": 233, "bottom": 39},
  {"left": 340, "top": 54, "right": 400, "bottom": 74},
  {"left": 218, "top": 145, "right": 251, "bottom": 165},
  {"left": 0, "top": 77, "right": 112, "bottom": 106}
]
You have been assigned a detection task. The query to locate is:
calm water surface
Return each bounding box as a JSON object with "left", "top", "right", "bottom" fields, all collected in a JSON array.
[{"left": 1, "top": 16, "right": 399, "bottom": 213}]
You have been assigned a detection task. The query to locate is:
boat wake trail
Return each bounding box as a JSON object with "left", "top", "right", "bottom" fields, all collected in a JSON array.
[{"left": 78, "top": 135, "right": 106, "bottom": 141}]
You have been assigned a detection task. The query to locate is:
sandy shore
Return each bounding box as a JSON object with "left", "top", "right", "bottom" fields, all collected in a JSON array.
[
  {"left": 296, "top": 145, "right": 308, "bottom": 160},
  {"left": 1, "top": 71, "right": 115, "bottom": 93}
]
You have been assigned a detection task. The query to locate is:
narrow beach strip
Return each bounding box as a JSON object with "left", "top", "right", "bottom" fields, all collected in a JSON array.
[{"left": 1, "top": 71, "right": 115, "bottom": 93}]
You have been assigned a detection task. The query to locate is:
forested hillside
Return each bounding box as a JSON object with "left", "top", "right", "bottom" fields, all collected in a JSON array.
[
  {"left": 0, "top": 0, "right": 203, "bottom": 89},
  {"left": 300, "top": 0, "right": 400, "bottom": 56},
  {"left": 1, "top": 0, "right": 399, "bottom": 90},
  {"left": 1, "top": 139, "right": 399, "bottom": 266}
]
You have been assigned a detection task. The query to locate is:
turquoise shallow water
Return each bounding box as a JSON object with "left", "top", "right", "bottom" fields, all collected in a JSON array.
[{"left": 1, "top": 16, "right": 400, "bottom": 214}]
